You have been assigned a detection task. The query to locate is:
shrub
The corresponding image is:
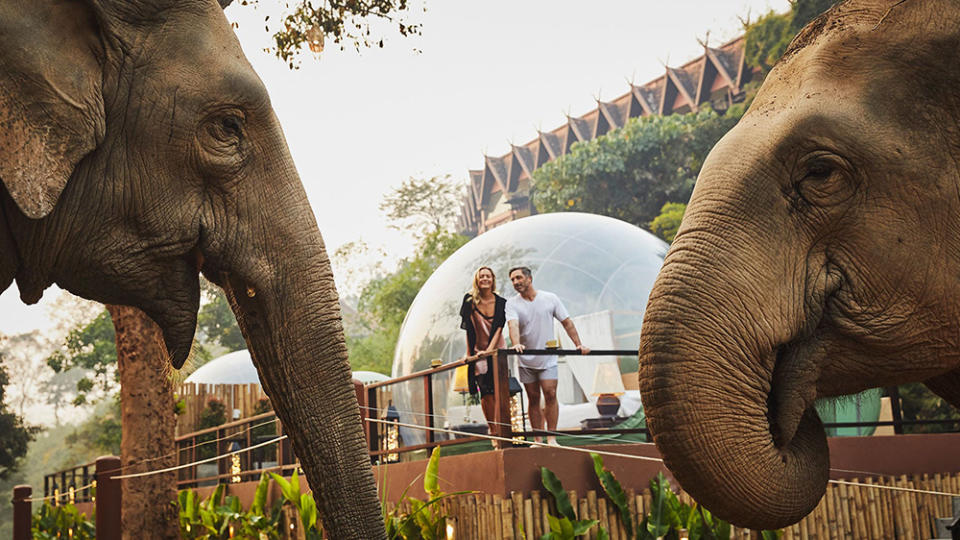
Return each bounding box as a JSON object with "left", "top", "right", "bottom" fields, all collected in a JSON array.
[{"left": 31, "top": 502, "right": 95, "bottom": 540}]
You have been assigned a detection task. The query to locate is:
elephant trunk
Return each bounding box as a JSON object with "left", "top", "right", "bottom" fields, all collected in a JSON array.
[
  {"left": 639, "top": 198, "right": 829, "bottom": 529},
  {"left": 221, "top": 242, "right": 385, "bottom": 539}
]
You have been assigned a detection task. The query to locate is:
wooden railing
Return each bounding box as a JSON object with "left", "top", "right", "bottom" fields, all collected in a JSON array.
[
  {"left": 42, "top": 349, "right": 960, "bottom": 491},
  {"left": 43, "top": 460, "right": 95, "bottom": 505},
  {"left": 361, "top": 348, "right": 656, "bottom": 462},
  {"left": 173, "top": 410, "right": 294, "bottom": 489}
]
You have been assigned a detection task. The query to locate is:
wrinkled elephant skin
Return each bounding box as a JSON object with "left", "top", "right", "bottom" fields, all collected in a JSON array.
[
  {"left": 639, "top": 0, "right": 960, "bottom": 530},
  {"left": 0, "top": 0, "right": 384, "bottom": 537}
]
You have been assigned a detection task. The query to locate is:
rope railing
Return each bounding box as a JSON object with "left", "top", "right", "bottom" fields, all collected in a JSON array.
[
  {"left": 364, "top": 348, "right": 960, "bottom": 457},
  {"left": 33, "top": 346, "right": 960, "bottom": 504},
  {"left": 367, "top": 418, "right": 960, "bottom": 498},
  {"left": 31, "top": 416, "right": 956, "bottom": 501},
  {"left": 43, "top": 415, "right": 284, "bottom": 498},
  {"left": 111, "top": 435, "right": 288, "bottom": 480},
  {"left": 24, "top": 481, "right": 97, "bottom": 504}
]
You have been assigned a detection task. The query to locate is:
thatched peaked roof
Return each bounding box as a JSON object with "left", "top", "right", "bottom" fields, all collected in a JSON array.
[{"left": 459, "top": 36, "right": 751, "bottom": 235}]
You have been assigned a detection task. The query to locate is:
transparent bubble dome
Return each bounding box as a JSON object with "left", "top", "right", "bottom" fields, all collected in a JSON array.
[
  {"left": 392, "top": 213, "right": 669, "bottom": 377},
  {"left": 385, "top": 212, "right": 881, "bottom": 448}
]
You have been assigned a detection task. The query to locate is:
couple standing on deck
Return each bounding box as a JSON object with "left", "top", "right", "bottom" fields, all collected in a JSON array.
[{"left": 459, "top": 266, "right": 590, "bottom": 446}]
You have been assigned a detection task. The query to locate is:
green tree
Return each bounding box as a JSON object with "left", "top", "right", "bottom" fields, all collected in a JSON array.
[
  {"left": 46, "top": 310, "right": 117, "bottom": 406},
  {"left": 231, "top": 0, "right": 423, "bottom": 68},
  {"left": 64, "top": 396, "right": 122, "bottom": 457},
  {"left": 0, "top": 357, "right": 39, "bottom": 479},
  {"left": 197, "top": 280, "right": 246, "bottom": 353},
  {"left": 0, "top": 331, "right": 52, "bottom": 417},
  {"left": 348, "top": 230, "right": 468, "bottom": 373},
  {"left": 743, "top": 9, "right": 793, "bottom": 75},
  {"left": 532, "top": 108, "right": 743, "bottom": 229},
  {"left": 379, "top": 175, "right": 464, "bottom": 239},
  {"left": 898, "top": 383, "right": 960, "bottom": 434},
  {"left": 649, "top": 202, "right": 686, "bottom": 243},
  {"left": 361, "top": 231, "right": 468, "bottom": 330},
  {"left": 744, "top": 0, "right": 838, "bottom": 75},
  {"left": 40, "top": 368, "right": 87, "bottom": 426}
]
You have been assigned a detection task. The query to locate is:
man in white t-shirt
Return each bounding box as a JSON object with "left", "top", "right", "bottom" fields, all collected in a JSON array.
[{"left": 505, "top": 266, "right": 589, "bottom": 445}]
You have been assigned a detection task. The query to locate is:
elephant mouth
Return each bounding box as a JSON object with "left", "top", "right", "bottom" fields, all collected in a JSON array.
[
  {"left": 767, "top": 342, "right": 819, "bottom": 449},
  {"left": 765, "top": 259, "right": 847, "bottom": 447}
]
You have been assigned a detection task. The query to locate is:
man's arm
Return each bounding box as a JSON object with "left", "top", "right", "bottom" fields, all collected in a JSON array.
[
  {"left": 483, "top": 326, "right": 504, "bottom": 355},
  {"left": 560, "top": 318, "right": 590, "bottom": 354},
  {"left": 507, "top": 319, "right": 524, "bottom": 353}
]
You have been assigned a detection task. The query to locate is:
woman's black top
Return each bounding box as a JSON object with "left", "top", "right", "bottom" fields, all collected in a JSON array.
[{"left": 459, "top": 293, "right": 506, "bottom": 355}]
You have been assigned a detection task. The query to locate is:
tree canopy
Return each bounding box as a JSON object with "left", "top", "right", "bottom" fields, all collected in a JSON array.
[
  {"left": 347, "top": 229, "right": 468, "bottom": 373},
  {"left": 197, "top": 280, "right": 246, "bottom": 354},
  {"left": 531, "top": 108, "right": 743, "bottom": 235},
  {"left": 379, "top": 175, "right": 463, "bottom": 239},
  {"left": 649, "top": 202, "right": 687, "bottom": 244},
  {"left": 232, "top": 0, "right": 423, "bottom": 68},
  {"left": 0, "top": 347, "right": 38, "bottom": 479},
  {"left": 46, "top": 311, "right": 117, "bottom": 406},
  {"left": 743, "top": 0, "right": 838, "bottom": 75},
  {"left": 345, "top": 176, "right": 469, "bottom": 374}
]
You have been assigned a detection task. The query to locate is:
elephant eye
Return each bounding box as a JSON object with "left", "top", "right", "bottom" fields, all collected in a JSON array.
[
  {"left": 220, "top": 115, "right": 243, "bottom": 138},
  {"left": 215, "top": 114, "right": 245, "bottom": 142},
  {"left": 804, "top": 160, "right": 833, "bottom": 180},
  {"left": 196, "top": 110, "right": 248, "bottom": 179},
  {"left": 795, "top": 154, "right": 856, "bottom": 207}
]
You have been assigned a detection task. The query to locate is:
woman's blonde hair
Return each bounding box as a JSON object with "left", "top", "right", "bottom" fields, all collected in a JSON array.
[{"left": 470, "top": 266, "right": 496, "bottom": 305}]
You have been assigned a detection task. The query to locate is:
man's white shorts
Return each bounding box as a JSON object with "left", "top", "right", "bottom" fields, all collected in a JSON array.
[{"left": 518, "top": 364, "right": 558, "bottom": 384}]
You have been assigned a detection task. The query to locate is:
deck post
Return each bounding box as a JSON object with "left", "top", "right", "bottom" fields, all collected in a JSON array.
[
  {"left": 492, "top": 350, "right": 513, "bottom": 444},
  {"left": 12, "top": 485, "right": 31, "bottom": 540},
  {"left": 95, "top": 455, "right": 122, "bottom": 540}
]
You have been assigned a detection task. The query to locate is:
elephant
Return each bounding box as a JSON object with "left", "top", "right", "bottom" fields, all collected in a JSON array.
[
  {"left": 0, "top": 0, "right": 384, "bottom": 537},
  {"left": 638, "top": 0, "right": 960, "bottom": 530}
]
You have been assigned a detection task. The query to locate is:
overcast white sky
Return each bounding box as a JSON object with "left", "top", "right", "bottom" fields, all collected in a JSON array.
[{"left": 0, "top": 0, "right": 789, "bottom": 336}]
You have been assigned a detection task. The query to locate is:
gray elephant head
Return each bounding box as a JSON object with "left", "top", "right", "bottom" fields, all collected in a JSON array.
[
  {"left": 639, "top": 0, "right": 960, "bottom": 529},
  {"left": 0, "top": 0, "right": 384, "bottom": 537}
]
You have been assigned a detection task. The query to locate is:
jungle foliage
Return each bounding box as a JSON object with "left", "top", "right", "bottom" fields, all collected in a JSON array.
[
  {"left": 743, "top": 0, "right": 838, "bottom": 75},
  {"left": 530, "top": 0, "right": 838, "bottom": 244},
  {"left": 648, "top": 202, "right": 686, "bottom": 244},
  {"left": 898, "top": 383, "right": 960, "bottom": 434},
  {"left": 531, "top": 108, "right": 744, "bottom": 239},
  {"left": 45, "top": 310, "right": 117, "bottom": 406},
  {"left": 380, "top": 175, "right": 464, "bottom": 240},
  {"left": 542, "top": 454, "right": 780, "bottom": 540},
  {"left": 347, "top": 229, "right": 468, "bottom": 373},
  {"left": 179, "top": 476, "right": 287, "bottom": 539},
  {"left": 346, "top": 177, "right": 468, "bottom": 374},
  {"left": 234, "top": 0, "right": 422, "bottom": 68},
  {"left": 0, "top": 356, "right": 38, "bottom": 479},
  {"left": 197, "top": 280, "right": 246, "bottom": 354},
  {"left": 383, "top": 446, "right": 471, "bottom": 540},
  {"left": 31, "top": 502, "right": 95, "bottom": 540}
]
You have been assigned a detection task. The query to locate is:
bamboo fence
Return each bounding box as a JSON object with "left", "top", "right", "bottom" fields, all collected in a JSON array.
[
  {"left": 175, "top": 382, "right": 268, "bottom": 435},
  {"left": 384, "top": 472, "right": 960, "bottom": 539}
]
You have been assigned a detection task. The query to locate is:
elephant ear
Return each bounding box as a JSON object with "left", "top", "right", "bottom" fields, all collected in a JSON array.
[{"left": 0, "top": 0, "right": 105, "bottom": 219}]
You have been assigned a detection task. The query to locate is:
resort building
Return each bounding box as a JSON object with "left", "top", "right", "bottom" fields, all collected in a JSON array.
[{"left": 458, "top": 36, "right": 754, "bottom": 236}]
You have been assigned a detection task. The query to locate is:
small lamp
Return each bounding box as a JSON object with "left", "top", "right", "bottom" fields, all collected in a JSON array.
[
  {"left": 228, "top": 441, "right": 242, "bottom": 483},
  {"left": 385, "top": 403, "right": 400, "bottom": 422},
  {"left": 452, "top": 365, "right": 470, "bottom": 394},
  {"left": 508, "top": 376, "right": 522, "bottom": 396},
  {"left": 591, "top": 362, "right": 625, "bottom": 417},
  {"left": 382, "top": 403, "right": 401, "bottom": 463},
  {"left": 305, "top": 25, "right": 324, "bottom": 54},
  {"left": 508, "top": 376, "right": 526, "bottom": 436}
]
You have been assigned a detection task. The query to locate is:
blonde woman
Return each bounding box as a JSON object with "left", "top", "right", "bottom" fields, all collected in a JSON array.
[{"left": 459, "top": 266, "right": 506, "bottom": 433}]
